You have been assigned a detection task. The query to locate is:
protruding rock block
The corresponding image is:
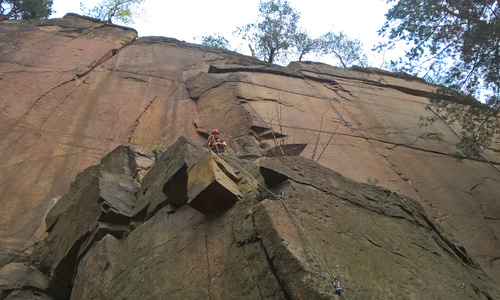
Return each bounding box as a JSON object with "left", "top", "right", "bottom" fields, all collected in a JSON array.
[
  {"left": 30, "top": 146, "right": 151, "bottom": 299},
  {"left": 0, "top": 263, "right": 50, "bottom": 298},
  {"left": 135, "top": 136, "right": 206, "bottom": 219},
  {"left": 253, "top": 200, "right": 335, "bottom": 299},
  {"left": 71, "top": 234, "right": 119, "bottom": 300},
  {"left": 187, "top": 152, "right": 241, "bottom": 215},
  {"left": 265, "top": 143, "right": 307, "bottom": 157}
]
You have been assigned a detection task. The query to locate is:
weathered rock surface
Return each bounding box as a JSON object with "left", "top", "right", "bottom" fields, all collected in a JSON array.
[
  {"left": 2, "top": 138, "right": 499, "bottom": 299},
  {"left": 0, "top": 12, "right": 499, "bottom": 295},
  {"left": 187, "top": 151, "right": 242, "bottom": 215},
  {"left": 70, "top": 234, "right": 119, "bottom": 300}
]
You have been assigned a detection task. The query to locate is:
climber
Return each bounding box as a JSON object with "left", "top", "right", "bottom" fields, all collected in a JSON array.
[{"left": 205, "top": 129, "right": 227, "bottom": 154}]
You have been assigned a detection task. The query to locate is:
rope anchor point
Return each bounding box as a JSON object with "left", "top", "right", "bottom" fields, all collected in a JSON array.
[{"left": 333, "top": 276, "right": 344, "bottom": 294}]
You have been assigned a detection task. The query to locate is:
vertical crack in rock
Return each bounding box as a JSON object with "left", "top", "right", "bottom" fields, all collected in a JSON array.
[
  {"left": 128, "top": 95, "right": 159, "bottom": 143},
  {"left": 251, "top": 213, "right": 293, "bottom": 300},
  {"left": 239, "top": 245, "right": 265, "bottom": 299},
  {"left": 204, "top": 225, "right": 212, "bottom": 299}
]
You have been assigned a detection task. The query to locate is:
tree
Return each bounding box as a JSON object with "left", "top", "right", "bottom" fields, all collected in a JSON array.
[
  {"left": 0, "top": 0, "right": 52, "bottom": 20},
  {"left": 200, "top": 34, "right": 231, "bottom": 50},
  {"left": 80, "top": 0, "right": 144, "bottom": 24},
  {"left": 231, "top": 0, "right": 368, "bottom": 66},
  {"left": 319, "top": 31, "right": 368, "bottom": 68},
  {"left": 293, "top": 29, "right": 320, "bottom": 62},
  {"left": 379, "top": 0, "right": 500, "bottom": 157},
  {"left": 235, "top": 0, "right": 300, "bottom": 64}
]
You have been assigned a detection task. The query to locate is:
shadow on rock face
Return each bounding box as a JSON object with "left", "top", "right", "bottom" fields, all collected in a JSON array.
[{"left": 2, "top": 137, "right": 500, "bottom": 300}]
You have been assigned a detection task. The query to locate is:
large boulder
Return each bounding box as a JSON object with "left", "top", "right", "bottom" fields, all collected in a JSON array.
[
  {"left": 28, "top": 146, "right": 154, "bottom": 298},
  {"left": 1, "top": 138, "right": 499, "bottom": 299},
  {"left": 134, "top": 136, "right": 207, "bottom": 219},
  {"left": 187, "top": 151, "right": 242, "bottom": 215}
]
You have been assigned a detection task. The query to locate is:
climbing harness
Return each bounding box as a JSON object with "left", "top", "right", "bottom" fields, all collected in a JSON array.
[
  {"left": 427, "top": 105, "right": 500, "bottom": 174},
  {"left": 325, "top": 95, "right": 355, "bottom": 132}
]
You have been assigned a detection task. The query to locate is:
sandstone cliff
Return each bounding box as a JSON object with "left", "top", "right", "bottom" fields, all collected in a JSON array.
[
  {"left": 2, "top": 137, "right": 500, "bottom": 299},
  {"left": 0, "top": 14, "right": 499, "bottom": 298}
]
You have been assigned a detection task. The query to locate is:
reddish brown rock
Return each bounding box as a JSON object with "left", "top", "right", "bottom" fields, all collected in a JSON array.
[{"left": 0, "top": 13, "right": 499, "bottom": 290}]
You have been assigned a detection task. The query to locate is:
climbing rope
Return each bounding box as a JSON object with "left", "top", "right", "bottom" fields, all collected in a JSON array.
[
  {"left": 427, "top": 105, "right": 500, "bottom": 174},
  {"left": 220, "top": 154, "right": 347, "bottom": 298},
  {"left": 275, "top": 191, "right": 347, "bottom": 298},
  {"left": 325, "top": 95, "right": 355, "bottom": 132}
]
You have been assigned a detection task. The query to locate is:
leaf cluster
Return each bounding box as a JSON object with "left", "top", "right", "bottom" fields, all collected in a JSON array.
[
  {"left": 318, "top": 31, "right": 368, "bottom": 68},
  {"left": 202, "top": 0, "right": 368, "bottom": 68},
  {"left": 234, "top": 0, "right": 300, "bottom": 64},
  {"left": 200, "top": 33, "right": 231, "bottom": 50},
  {"left": 379, "top": 0, "right": 500, "bottom": 157},
  {"left": 0, "top": 0, "right": 52, "bottom": 20},
  {"left": 80, "top": 0, "right": 144, "bottom": 24}
]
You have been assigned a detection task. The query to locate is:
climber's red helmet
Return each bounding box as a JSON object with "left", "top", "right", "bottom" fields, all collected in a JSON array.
[{"left": 212, "top": 129, "right": 220, "bottom": 135}]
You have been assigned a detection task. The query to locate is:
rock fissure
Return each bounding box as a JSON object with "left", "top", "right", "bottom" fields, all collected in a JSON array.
[
  {"left": 366, "top": 136, "right": 500, "bottom": 164},
  {"left": 240, "top": 246, "right": 265, "bottom": 299},
  {"left": 104, "top": 68, "right": 183, "bottom": 82},
  {"left": 344, "top": 85, "right": 431, "bottom": 106},
  {"left": 128, "top": 95, "right": 159, "bottom": 143},
  {"left": 19, "top": 76, "right": 85, "bottom": 122},
  {"left": 325, "top": 84, "right": 354, "bottom": 102},
  {"left": 40, "top": 79, "right": 91, "bottom": 131},
  {"left": 204, "top": 229, "right": 212, "bottom": 299},
  {"left": 216, "top": 78, "right": 329, "bottom": 100},
  {"left": 0, "top": 63, "right": 68, "bottom": 72},
  {"left": 251, "top": 213, "right": 293, "bottom": 300},
  {"left": 301, "top": 67, "right": 441, "bottom": 101}
]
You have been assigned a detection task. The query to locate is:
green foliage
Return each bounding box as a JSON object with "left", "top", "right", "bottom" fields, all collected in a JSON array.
[
  {"left": 0, "top": 0, "right": 52, "bottom": 20},
  {"left": 378, "top": 0, "right": 500, "bottom": 157},
  {"left": 80, "top": 0, "right": 144, "bottom": 24},
  {"left": 431, "top": 89, "right": 499, "bottom": 158},
  {"left": 150, "top": 142, "right": 165, "bottom": 162},
  {"left": 319, "top": 31, "right": 368, "bottom": 68},
  {"left": 200, "top": 34, "right": 231, "bottom": 50},
  {"left": 292, "top": 29, "right": 320, "bottom": 62},
  {"left": 235, "top": 0, "right": 300, "bottom": 64},
  {"left": 228, "top": 0, "right": 368, "bottom": 67},
  {"left": 366, "top": 177, "right": 379, "bottom": 186},
  {"left": 223, "top": 149, "right": 230, "bottom": 161}
]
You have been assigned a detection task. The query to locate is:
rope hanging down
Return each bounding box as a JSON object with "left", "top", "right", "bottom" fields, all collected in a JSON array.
[
  {"left": 426, "top": 105, "right": 500, "bottom": 174},
  {"left": 275, "top": 191, "right": 345, "bottom": 297},
  {"left": 325, "top": 96, "right": 355, "bottom": 132},
  {"left": 221, "top": 154, "right": 346, "bottom": 297}
]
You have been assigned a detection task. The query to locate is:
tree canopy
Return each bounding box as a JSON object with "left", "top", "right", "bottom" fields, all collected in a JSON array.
[
  {"left": 379, "top": 0, "right": 500, "bottom": 157},
  {"left": 200, "top": 34, "right": 231, "bottom": 50},
  {"left": 80, "top": 0, "right": 144, "bottom": 24},
  {"left": 0, "top": 0, "right": 52, "bottom": 20},
  {"left": 235, "top": 0, "right": 300, "bottom": 64},
  {"left": 205, "top": 0, "right": 368, "bottom": 68},
  {"left": 319, "top": 31, "right": 368, "bottom": 68}
]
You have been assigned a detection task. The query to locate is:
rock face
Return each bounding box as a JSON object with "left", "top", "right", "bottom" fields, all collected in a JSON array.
[
  {"left": 0, "top": 13, "right": 499, "bottom": 296},
  {"left": 2, "top": 137, "right": 500, "bottom": 299}
]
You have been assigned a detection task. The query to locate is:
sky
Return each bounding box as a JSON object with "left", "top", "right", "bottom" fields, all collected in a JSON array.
[{"left": 50, "top": 0, "right": 398, "bottom": 68}]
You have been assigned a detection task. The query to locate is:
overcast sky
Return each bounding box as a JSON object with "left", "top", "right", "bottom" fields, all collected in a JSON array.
[{"left": 50, "top": 0, "right": 398, "bottom": 68}]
